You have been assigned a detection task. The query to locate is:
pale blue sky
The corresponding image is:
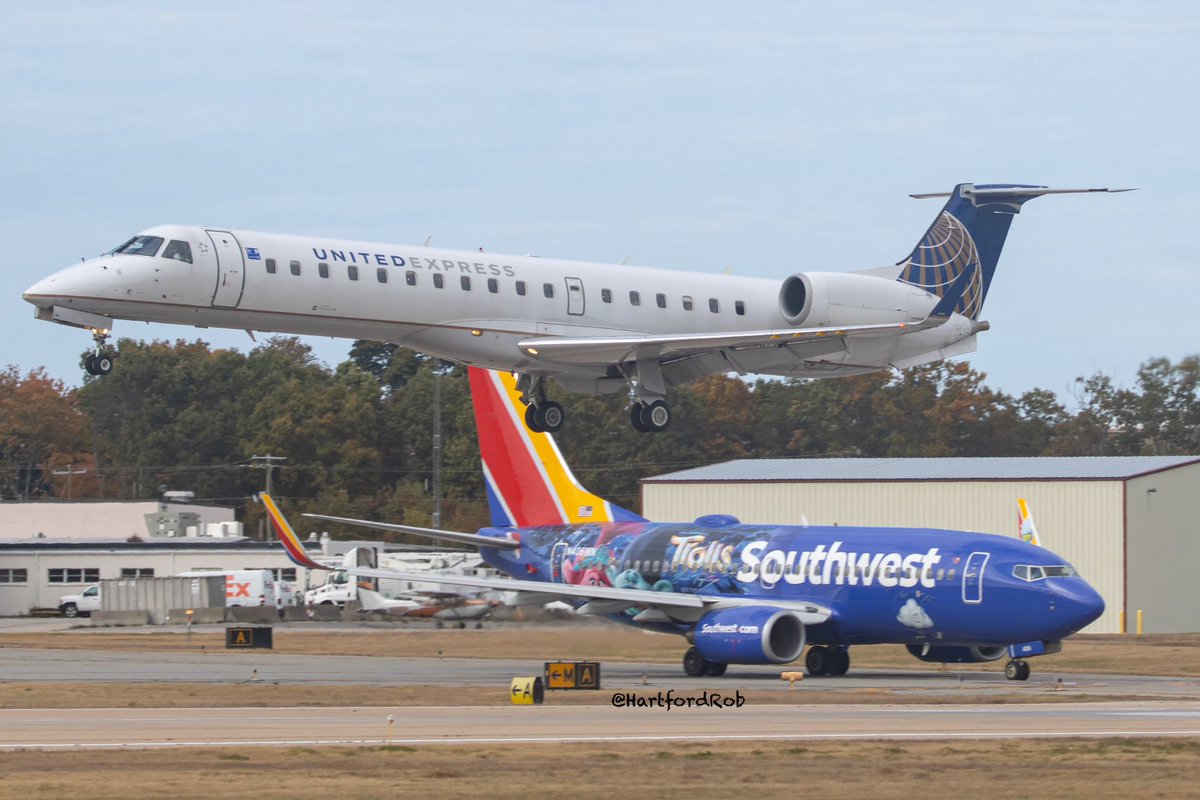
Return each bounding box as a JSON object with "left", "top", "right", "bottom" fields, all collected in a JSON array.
[{"left": 2, "top": 2, "right": 1195, "bottom": 404}]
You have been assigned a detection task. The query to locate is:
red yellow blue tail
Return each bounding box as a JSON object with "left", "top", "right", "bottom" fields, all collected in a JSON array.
[
  {"left": 260, "top": 492, "right": 326, "bottom": 570},
  {"left": 468, "top": 368, "right": 645, "bottom": 527},
  {"left": 1017, "top": 498, "right": 1042, "bottom": 547}
]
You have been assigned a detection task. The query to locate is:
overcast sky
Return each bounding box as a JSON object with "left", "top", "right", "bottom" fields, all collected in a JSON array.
[{"left": 2, "top": 2, "right": 1195, "bottom": 405}]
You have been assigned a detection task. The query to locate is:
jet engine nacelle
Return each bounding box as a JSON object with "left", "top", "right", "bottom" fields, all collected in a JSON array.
[
  {"left": 779, "top": 272, "right": 930, "bottom": 327},
  {"left": 689, "top": 606, "right": 806, "bottom": 665},
  {"left": 905, "top": 644, "right": 1007, "bottom": 664}
]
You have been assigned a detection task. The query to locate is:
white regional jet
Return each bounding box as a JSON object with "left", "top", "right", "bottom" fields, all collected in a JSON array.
[{"left": 23, "top": 183, "right": 1126, "bottom": 433}]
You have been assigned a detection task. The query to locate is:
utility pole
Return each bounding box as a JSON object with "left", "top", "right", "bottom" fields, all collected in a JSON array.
[
  {"left": 248, "top": 455, "right": 287, "bottom": 541},
  {"left": 51, "top": 463, "right": 88, "bottom": 500},
  {"left": 432, "top": 370, "right": 442, "bottom": 528}
]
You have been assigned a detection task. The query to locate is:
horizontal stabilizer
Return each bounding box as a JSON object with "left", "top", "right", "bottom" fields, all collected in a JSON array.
[
  {"left": 302, "top": 512, "right": 521, "bottom": 550},
  {"left": 911, "top": 186, "right": 1135, "bottom": 199}
]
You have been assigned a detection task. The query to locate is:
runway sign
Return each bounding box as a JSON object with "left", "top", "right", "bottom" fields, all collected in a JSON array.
[
  {"left": 510, "top": 676, "right": 545, "bottom": 705},
  {"left": 225, "top": 626, "right": 273, "bottom": 649},
  {"left": 544, "top": 660, "right": 601, "bottom": 690}
]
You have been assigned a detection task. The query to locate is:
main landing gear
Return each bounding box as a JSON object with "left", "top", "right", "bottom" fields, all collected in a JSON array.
[
  {"left": 83, "top": 328, "right": 115, "bottom": 376},
  {"left": 629, "top": 399, "right": 671, "bottom": 433},
  {"left": 682, "top": 646, "right": 728, "bottom": 677},
  {"left": 1004, "top": 659, "right": 1031, "bottom": 681},
  {"left": 805, "top": 645, "right": 851, "bottom": 677},
  {"left": 516, "top": 374, "right": 565, "bottom": 433}
]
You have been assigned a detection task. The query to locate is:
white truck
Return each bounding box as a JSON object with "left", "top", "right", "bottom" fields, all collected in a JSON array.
[{"left": 57, "top": 585, "right": 101, "bottom": 617}]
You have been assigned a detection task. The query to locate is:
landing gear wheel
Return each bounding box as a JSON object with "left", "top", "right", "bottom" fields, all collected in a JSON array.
[
  {"left": 93, "top": 355, "right": 113, "bottom": 376},
  {"left": 640, "top": 400, "right": 671, "bottom": 432},
  {"left": 84, "top": 355, "right": 98, "bottom": 376},
  {"left": 1004, "top": 659, "right": 1031, "bottom": 681},
  {"left": 630, "top": 403, "right": 649, "bottom": 433},
  {"left": 524, "top": 404, "right": 545, "bottom": 433},
  {"left": 683, "top": 646, "right": 709, "bottom": 677},
  {"left": 805, "top": 645, "right": 831, "bottom": 676},
  {"left": 705, "top": 661, "right": 728, "bottom": 677},
  {"left": 536, "top": 401, "right": 565, "bottom": 433},
  {"left": 830, "top": 649, "right": 851, "bottom": 676}
]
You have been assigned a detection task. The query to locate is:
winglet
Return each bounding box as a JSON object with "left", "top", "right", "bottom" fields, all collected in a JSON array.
[
  {"left": 260, "top": 492, "right": 327, "bottom": 570},
  {"left": 929, "top": 263, "right": 977, "bottom": 319},
  {"left": 1017, "top": 498, "right": 1042, "bottom": 547}
]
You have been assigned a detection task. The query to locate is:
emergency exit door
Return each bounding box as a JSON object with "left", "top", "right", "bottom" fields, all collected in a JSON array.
[{"left": 565, "top": 277, "right": 585, "bottom": 316}]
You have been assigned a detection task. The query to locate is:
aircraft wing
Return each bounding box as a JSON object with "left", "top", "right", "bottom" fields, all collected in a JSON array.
[
  {"left": 339, "top": 564, "right": 832, "bottom": 625},
  {"left": 516, "top": 267, "right": 973, "bottom": 367},
  {"left": 302, "top": 512, "right": 521, "bottom": 550}
]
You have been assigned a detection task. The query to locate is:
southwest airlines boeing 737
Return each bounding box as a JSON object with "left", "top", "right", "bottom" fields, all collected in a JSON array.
[
  {"left": 24, "top": 183, "right": 1127, "bottom": 432},
  {"left": 261, "top": 367, "right": 1104, "bottom": 681}
]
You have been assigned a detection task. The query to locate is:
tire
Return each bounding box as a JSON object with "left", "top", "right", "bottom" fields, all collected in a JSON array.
[
  {"left": 683, "top": 646, "right": 708, "bottom": 677},
  {"left": 538, "top": 401, "right": 565, "bottom": 433},
  {"left": 524, "top": 404, "right": 545, "bottom": 433},
  {"left": 1017, "top": 661, "right": 1031, "bottom": 681},
  {"left": 1005, "top": 660, "right": 1030, "bottom": 681},
  {"left": 630, "top": 403, "right": 649, "bottom": 433},
  {"left": 61, "top": 603, "right": 79, "bottom": 618},
  {"left": 84, "top": 356, "right": 97, "bottom": 376},
  {"left": 805, "top": 645, "right": 830, "bottom": 676},
  {"left": 705, "top": 661, "right": 728, "bottom": 677},
  {"left": 830, "top": 649, "right": 851, "bottom": 676},
  {"left": 94, "top": 355, "right": 113, "bottom": 375},
  {"left": 641, "top": 400, "right": 671, "bottom": 432}
]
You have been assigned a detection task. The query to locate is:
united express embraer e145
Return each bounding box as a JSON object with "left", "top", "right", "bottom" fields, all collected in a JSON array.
[
  {"left": 23, "top": 183, "right": 1128, "bottom": 432},
  {"left": 262, "top": 367, "right": 1104, "bottom": 680}
]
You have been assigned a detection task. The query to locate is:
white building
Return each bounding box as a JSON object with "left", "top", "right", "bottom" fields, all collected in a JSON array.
[
  {"left": 0, "top": 500, "right": 237, "bottom": 540},
  {"left": 641, "top": 456, "right": 1200, "bottom": 634}
]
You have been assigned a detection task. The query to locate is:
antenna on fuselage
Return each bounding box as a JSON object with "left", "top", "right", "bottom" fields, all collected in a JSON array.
[
  {"left": 620, "top": 255, "right": 631, "bottom": 265},
  {"left": 423, "top": 236, "right": 433, "bottom": 247}
]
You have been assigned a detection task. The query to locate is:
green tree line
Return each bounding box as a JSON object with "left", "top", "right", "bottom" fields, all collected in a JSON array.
[{"left": 2, "top": 339, "right": 1197, "bottom": 538}]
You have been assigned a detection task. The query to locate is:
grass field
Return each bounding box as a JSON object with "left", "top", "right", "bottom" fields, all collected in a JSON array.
[{"left": 2, "top": 738, "right": 1199, "bottom": 800}]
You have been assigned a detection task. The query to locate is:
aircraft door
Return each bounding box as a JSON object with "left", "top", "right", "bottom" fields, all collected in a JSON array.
[
  {"left": 962, "top": 551, "right": 989, "bottom": 604},
  {"left": 207, "top": 229, "right": 246, "bottom": 308},
  {"left": 565, "top": 277, "right": 585, "bottom": 316},
  {"left": 551, "top": 542, "right": 568, "bottom": 583}
]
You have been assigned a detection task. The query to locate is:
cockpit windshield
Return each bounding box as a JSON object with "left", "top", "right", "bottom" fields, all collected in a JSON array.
[
  {"left": 162, "top": 240, "right": 193, "bottom": 263},
  {"left": 1012, "top": 564, "right": 1079, "bottom": 582},
  {"left": 113, "top": 235, "right": 164, "bottom": 257}
]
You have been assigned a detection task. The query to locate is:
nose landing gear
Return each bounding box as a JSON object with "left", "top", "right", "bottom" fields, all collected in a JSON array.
[
  {"left": 83, "top": 328, "right": 115, "bottom": 376},
  {"left": 1004, "top": 659, "right": 1031, "bottom": 681}
]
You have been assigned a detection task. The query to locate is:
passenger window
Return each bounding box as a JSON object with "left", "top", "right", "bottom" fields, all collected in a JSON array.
[
  {"left": 347, "top": 265, "right": 358, "bottom": 281},
  {"left": 936, "top": 568, "right": 945, "bottom": 581},
  {"left": 682, "top": 296, "right": 693, "bottom": 311},
  {"left": 487, "top": 278, "right": 499, "bottom": 293},
  {"left": 656, "top": 293, "right": 666, "bottom": 309},
  {"left": 601, "top": 288, "right": 612, "bottom": 303},
  {"left": 265, "top": 258, "right": 277, "bottom": 274},
  {"left": 461, "top": 276, "right": 472, "bottom": 291},
  {"left": 433, "top": 273, "right": 444, "bottom": 289},
  {"left": 543, "top": 283, "right": 554, "bottom": 298},
  {"left": 162, "top": 240, "right": 192, "bottom": 263},
  {"left": 290, "top": 260, "right": 301, "bottom": 276},
  {"left": 629, "top": 291, "right": 641, "bottom": 306},
  {"left": 516, "top": 280, "right": 527, "bottom": 296},
  {"left": 376, "top": 268, "right": 388, "bottom": 283},
  {"left": 947, "top": 569, "right": 956, "bottom": 580},
  {"left": 735, "top": 300, "right": 746, "bottom": 316},
  {"left": 406, "top": 271, "right": 417, "bottom": 286},
  {"left": 318, "top": 262, "right": 329, "bottom": 279},
  {"left": 709, "top": 298, "right": 720, "bottom": 313}
]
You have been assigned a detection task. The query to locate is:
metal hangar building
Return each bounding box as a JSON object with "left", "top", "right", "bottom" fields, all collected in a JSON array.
[{"left": 641, "top": 456, "right": 1200, "bottom": 634}]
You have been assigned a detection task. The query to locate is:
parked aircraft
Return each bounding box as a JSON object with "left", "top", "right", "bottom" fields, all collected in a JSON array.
[
  {"left": 260, "top": 368, "right": 1103, "bottom": 680},
  {"left": 24, "top": 184, "right": 1127, "bottom": 432},
  {"left": 356, "top": 586, "right": 498, "bottom": 628}
]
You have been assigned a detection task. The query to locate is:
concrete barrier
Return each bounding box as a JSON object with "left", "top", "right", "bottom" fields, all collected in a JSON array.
[
  {"left": 282, "top": 606, "right": 311, "bottom": 622},
  {"left": 164, "top": 608, "right": 226, "bottom": 624},
  {"left": 91, "top": 610, "right": 150, "bottom": 626},
  {"left": 310, "top": 604, "right": 342, "bottom": 621},
  {"left": 228, "top": 607, "right": 280, "bottom": 624}
]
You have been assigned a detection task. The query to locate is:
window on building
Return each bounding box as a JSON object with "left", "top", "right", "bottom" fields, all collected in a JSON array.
[
  {"left": 266, "top": 258, "right": 277, "bottom": 274},
  {"left": 269, "top": 568, "right": 298, "bottom": 582},
  {"left": 48, "top": 568, "right": 99, "bottom": 584},
  {"left": 347, "top": 265, "right": 359, "bottom": 281},
  {"left": 655, "top": 293, "right": 666, "bottom": 309},
  {"left": 120, "top": 568, "right": 155, "bottom": 578},
  {"left": 290, "top": 260, "right": 301, "bottom": 276},
  {"left": 0, "top": 568, "right": 28, "bottom": 584},
  {"left": 377, "top": 267, "right": 388, "bottom": 283},
  {"left": 682, "top": 295, "right": 693, "bottom": 311},
  {"left": 461, "top": 276, "right": 472, "bottom": 291},
  {"left": 601, "top": 288, "right": 612, "bottom": 303},
  {"left": 629, "top": 291, "right": 641, "bottom": 306},
  {"left": 516, "top": 280, "right": 527, "bottom": 296},
  {"left": 543, "top": 283, "right": 554, "bottom": 298},
  {"left": 487, "top": 277, "right": 499, "bottom": 293},
  {"left": 406, "top": 271, "right": 417, "bottom": 286},
  {"left": 318, "top": 262, "right": 330, "bottom": 279},
  {"left": 735, "top": 300, "right": 746, "bottom": 316},
  {"left": 709, "top": 298, "right": 720, "bottom": 313},
  {"left": 433, "top": 273, "right": 444, "bottom": 289}
]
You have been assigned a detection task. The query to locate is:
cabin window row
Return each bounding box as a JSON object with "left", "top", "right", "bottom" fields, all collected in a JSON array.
[
  {"left": 619, "top": 558, "right": 958, "bottom": 583},
  {"left": 261, "top": 259, "right": 747, "bottom": 313}
]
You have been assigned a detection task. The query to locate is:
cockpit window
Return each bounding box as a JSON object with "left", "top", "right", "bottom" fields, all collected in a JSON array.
[
  {"left": 114, "top": 236, "right": 164, "bottom": 257},
  {"left": 162, "top": 240, "right": 192, "bottom": 263},
  {"left": 1012, "top": 564, "right": 1078, "bottom": 582}
]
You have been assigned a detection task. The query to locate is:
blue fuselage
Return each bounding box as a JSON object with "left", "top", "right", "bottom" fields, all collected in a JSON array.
[{"left": 475, "top": 521, "right": 1104, "bottom": 647}]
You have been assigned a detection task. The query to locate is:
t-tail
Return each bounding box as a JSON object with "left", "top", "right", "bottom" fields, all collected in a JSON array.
[
  {"left": 1017, "top": 498, "right": 1042, "bottom": 547},
  {"left": 902, "top": 183, "right": 1133, "bottom": 319},
  {"left": 468, "top": 367, "right": 645, "bottom": 527}
]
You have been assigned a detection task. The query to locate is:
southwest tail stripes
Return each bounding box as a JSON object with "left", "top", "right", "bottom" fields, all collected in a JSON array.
[
  {"left": 1017, "top": 498, "right": 1042, "bottom": 548},
  {"left": 468, "top": 368, "right": 645, "bottom": 527},
  {"left": 260, "top": 492, "right": 326, "bottom": 570}
]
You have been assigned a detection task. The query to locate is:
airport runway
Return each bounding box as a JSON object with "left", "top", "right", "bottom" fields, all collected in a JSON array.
[{"left": 3, "top": 701, "right": 1200, "bottom": 749}]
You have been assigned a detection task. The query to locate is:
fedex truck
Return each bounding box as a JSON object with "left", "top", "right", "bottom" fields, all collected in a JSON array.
[{"left": 175, "top": 570, "right": 295, "bottom": 608}]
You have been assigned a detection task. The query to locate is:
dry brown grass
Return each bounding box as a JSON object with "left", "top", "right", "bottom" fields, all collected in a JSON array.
[
  {"left": 4, "top": 628, "right": 1200, "bottom": 676},
  {"left": 2, "top": 738, "right": 1200, "bottom": 799}
]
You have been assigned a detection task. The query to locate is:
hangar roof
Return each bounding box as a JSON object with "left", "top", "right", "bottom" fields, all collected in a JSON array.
[{"left": 643, "top": 456, "right": 1200, "bottom": 483}]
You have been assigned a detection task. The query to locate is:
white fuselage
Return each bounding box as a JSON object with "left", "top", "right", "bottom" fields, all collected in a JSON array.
[{"left": 23, "top": 224, "right": 979, "bottom": 389}]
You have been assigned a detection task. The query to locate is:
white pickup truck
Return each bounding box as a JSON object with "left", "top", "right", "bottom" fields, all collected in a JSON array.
[{"left": 57, "top": 585, "right": 102, "bottom": 618}]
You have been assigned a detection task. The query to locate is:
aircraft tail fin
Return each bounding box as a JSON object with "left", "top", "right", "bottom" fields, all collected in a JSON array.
[
  {"left": 1017, "top": 498, "right": 1042, "bottom": 547},
  {"left": 901, "top": 184, "right": 1132, "bottom": 319},
  {"left": 467, "top": 367, "right": 645, "bottom": 527},
  {"left": 260, "top": 493, "right": 327, "bottom": 570}
]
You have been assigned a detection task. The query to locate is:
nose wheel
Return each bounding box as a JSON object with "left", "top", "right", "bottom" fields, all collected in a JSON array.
[
  {"left": 83, "top": 329, "right": 115, "bottom": 376},
  {"left": 1004, "top": 659, "right": 1031, "bottom": 681}
]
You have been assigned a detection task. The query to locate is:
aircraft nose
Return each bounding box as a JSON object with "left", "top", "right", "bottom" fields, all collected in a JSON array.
[
  {"left": 23, "top": 275, "right": 57, "bottom": 305},
  {"left": 1056, "top": 580, "right": 1105, "bottom": 631}
]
